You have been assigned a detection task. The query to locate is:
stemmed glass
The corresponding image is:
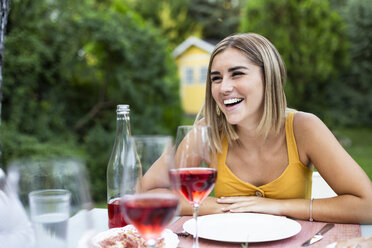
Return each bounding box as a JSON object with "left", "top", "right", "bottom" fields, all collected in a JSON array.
[
  {"left": 170, "top": 125, "right": 217, "bottom": 248},
  {"left": 121, "top": 136, "right": 179, "bottom": 248},
  {"left": 7, "top": 157, "right": 95, "bottom": 248},
  {"left": 0, "top": 167, "right": 35, "bottom": 247}
]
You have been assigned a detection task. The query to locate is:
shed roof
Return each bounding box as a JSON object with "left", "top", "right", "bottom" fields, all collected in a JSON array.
[{"left": 172, "top": 36, "right": 215, "bottom": 58}]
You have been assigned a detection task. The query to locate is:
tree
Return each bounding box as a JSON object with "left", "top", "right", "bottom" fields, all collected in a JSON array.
[
  {"left": 125, "top": 0, "right": 200, "bottom": 47},
  {"left": 1, "top": 0, "right": 182, "bottom": 201},
  {"left": 240, "top": 0, "right": 349, "bottom": 119},
  {"left": 308, "top": 0, "right": 372, "bottom": 127},
  {"left": 126, "top": 0, "right": 244, "bottom": 46},
  {"left": 187, "top": 0, "right": 243, "bottom": 41},
  {"left": 0, "top": 0, "right": 11, "bottom": 167},
  {"left": 341, "top": 0, "right": 372, "bottom": 126}
]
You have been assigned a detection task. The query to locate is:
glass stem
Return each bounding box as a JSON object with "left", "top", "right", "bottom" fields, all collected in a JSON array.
[
  {"left": 192, "top": 204, "right": 200, "bottom": 248},
  {"left": 146, "top": 239, "right": 157, "bottom": 248}
]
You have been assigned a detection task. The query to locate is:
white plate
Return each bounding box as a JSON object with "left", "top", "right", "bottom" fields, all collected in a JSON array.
[{"left": 183, "top": 213, "right": 301, "bottom": 243}]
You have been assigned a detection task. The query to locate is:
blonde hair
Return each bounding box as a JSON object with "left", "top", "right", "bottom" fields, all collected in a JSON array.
[{"left": 198, "top": 33, "right": 287, "bottom": 152}]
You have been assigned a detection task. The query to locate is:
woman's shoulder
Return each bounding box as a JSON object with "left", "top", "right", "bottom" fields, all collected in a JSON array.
[
  {"left": 292, "top": 111, "right": 331, "bottom": 144},
  {"left": 292, "top": 111, "right": 325, "bottom": 130},
  {"left": 291, "top": 111, "right": 330, "bottom": 165}
]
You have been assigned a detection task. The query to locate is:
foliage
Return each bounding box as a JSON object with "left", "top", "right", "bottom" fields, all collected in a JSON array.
[
  {"left": 187, "top": 0, "right": 243, "bottom": 41},
  {"left": 328, "top": 0, "right": 349, "bottom": 12},
  {"left": 335, "top": 0, "right": 372, "bottom": 126},
  {"left": 0, "top": 0, "right": 12, "bottom": 166},
  {"left": 240, "top": 0, "right": 350, "bottom": 121},
  {"left": 1, "top": 0, "right": 182, "bottom": 201},
  {"left": 126, "top": 0, "right": 243, "bottom": 46},
  {"left": 1, "top": 123, "right": 83, "bottom": 162},
  {"left": 313, "top": 0, "right": 372, "bottom": 127},
  {"left": 334, "top": 128, "right": 372, "bottom": 180},
  {"left": 125, "top": 0, "right": 201, "bottom": 47}
]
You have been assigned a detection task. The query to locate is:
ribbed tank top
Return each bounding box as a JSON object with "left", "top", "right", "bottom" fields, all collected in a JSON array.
[{"left": 214, "top": 112, "right": 313, "bottom": 199}]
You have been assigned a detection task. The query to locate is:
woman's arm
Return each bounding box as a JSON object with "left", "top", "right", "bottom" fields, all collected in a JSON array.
[{"left": 294, "top": 112, "right": 372, "bottom": 223}]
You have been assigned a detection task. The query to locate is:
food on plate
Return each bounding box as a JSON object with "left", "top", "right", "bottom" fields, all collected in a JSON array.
[
  {"left": 92, "top": 225, "right": 165, "bottom": 248},
  {"left": 334, "top": 237, "right": 372, "bottom": 248}
]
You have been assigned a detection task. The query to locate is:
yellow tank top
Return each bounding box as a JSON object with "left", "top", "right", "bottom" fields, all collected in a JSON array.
[{"left": 214, "top": 112, "right": 313, "bottom": 199}]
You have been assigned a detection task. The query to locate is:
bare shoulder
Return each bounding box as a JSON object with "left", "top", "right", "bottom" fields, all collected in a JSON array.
[
  {"left": 292, "top": 111, "right": 335, "bottom": 164},
  {"left": 292, "top": 111, "right": 328, "bottom": 135}
]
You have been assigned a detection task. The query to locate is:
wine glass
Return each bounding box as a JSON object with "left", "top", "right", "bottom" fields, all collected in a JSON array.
[
  {"left": 170, "top": 125, "right": 217, "bottom": 248},
  {"left": 0, "top": 167, "right": 35, "bottom": 247},
  {"left": 121, "top": 136, "right": 179, "bottom": 248},
  {"left": 7, "top": 156, "right": 96, "bottom": 248}
]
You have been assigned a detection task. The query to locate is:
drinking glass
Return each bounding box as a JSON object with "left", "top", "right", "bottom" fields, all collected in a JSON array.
[
  {"left": 7, "top": 157, "right": 95, "bottom": 248},
  {"left": 28, "top": 189, "right": 71, "bottom": 248},
  {"left": 121, "top": 136, "right": 179, "bottom": 248},
  {"left": 170, "top": 125, "right": 217, "bottom": 248}
]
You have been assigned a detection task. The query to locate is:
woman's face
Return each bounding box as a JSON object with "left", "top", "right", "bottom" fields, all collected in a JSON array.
[{"left": 211, "top": 48, "right": 264, "bottom": 126}]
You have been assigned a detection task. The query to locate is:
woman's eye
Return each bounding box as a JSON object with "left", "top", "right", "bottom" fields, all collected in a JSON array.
[
  {"left": 232, "top": 71, "right": 244, "bottom": 77},
  {"left": 211, "top": 76, "right": 222, "bottom": 82}
]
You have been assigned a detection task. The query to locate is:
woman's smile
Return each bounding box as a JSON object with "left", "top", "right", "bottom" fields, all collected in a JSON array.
[
  {"left": 211, "top": 48, "right": 264, "bottom": 125},
  {"left": 223, "top": 97, "right": 244, "bottom": 111}
]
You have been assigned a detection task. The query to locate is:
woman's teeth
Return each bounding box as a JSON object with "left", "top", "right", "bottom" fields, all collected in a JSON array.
[{"left": 224, "top": 98, "right": 243, "bottom": 106}]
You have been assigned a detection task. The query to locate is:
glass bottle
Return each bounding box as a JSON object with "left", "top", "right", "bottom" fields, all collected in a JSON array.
[{"left": 107, "top": 104, "right": 131, "bottom": 228}]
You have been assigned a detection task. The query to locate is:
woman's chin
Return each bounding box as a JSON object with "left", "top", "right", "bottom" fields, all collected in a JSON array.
[{"left": 225, "top": 115, "right": 241, "bottom": 125}]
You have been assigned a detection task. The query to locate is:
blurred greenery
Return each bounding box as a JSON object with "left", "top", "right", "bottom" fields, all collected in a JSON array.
[
  {"left": 0, "top": 0, "right": 371, "bottom": 203},
  {"left": 334, "top": 128, "right": 372, "bottom": 180},
  {"left": 240, "top": 0, "right": 349, "bottom": 122},
  {"left": 1, "top": 0, "right": 183, "bottom": 201},
  {"left": 126, "top": 0, "right": 244, "bottom": 46}
]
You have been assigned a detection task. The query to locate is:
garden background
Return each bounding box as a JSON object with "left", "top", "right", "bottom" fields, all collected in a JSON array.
[{"left": 0, "top": 0, "right": 371, "bottom": 204}]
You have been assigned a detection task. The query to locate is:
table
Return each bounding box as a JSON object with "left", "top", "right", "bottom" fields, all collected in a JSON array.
[{"left": 68, "top": 208, "right": 372, "bottom": 247}]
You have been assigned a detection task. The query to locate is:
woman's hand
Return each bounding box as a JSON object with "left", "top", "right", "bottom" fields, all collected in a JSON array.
[
  {"left": 182, "top": 196, "right": 231, "bottom": 216},
  {"left": 217, "top": 196, "right": 283, "bottom": 215}
]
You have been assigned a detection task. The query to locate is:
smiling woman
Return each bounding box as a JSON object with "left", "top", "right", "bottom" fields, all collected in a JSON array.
[
  {"left": 141, "top": 33, "right": 372, "bottom": 225},
  {"left": 188, "top": 33, "right": 372, "bottom": 224},
  {"left": 210, "top": 49, "right": 266, "bottom": 128}
]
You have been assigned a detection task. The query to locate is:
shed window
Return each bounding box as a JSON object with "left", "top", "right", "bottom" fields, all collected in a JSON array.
[{"left": 184, "top": 67, "right": 194, "bottom": 84}]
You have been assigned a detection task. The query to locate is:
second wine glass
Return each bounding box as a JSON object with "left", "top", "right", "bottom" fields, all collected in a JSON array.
[
  {"left": 170, "top": 125, "right": 217, "bottom": 248},
  {"left": 7, "top": 157, "right": 95, "bottom": 248},
  {"left": 121, "top": 136, "right": 179, "bottom": 248}
]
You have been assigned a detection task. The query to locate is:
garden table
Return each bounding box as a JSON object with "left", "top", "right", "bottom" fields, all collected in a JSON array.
[{"left": 68, "top": 208, "right": 372, "bottom": 248}]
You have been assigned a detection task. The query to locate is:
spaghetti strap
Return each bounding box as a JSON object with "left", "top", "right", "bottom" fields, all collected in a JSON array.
[{"left": 285, "top": 111, "right": 300, "bottom": 164}]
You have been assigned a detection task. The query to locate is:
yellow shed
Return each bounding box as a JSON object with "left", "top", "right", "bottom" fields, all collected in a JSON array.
[{"left": 173, "top": 37, "right": 215, "bottom": 115}]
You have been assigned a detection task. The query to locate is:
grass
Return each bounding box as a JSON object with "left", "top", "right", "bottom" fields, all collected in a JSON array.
[{"left": 333, "top": 128, "right": 372, "bottom": 180}]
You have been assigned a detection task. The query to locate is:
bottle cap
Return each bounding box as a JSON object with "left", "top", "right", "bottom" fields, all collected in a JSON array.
[{"left": 116, "top": 104, "right": 129, "bottom": 114}]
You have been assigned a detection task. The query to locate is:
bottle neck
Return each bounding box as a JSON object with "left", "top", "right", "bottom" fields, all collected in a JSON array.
[{"left": 115, "top": 113, "right": 131, "bottom": 140}]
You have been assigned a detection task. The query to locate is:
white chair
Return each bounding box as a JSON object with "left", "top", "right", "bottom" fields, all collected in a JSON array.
[{"left": 312, "top": 171, "right": 337, "bottom": 199}]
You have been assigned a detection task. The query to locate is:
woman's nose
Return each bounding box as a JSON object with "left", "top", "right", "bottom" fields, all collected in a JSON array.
[{"left": 220, "top": 78, "right": 234, "bottom": 95}]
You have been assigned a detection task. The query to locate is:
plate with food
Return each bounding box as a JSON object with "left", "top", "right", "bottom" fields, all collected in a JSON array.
[{"left": 91, "top": 225, "right": 179, "bottom": 248}]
